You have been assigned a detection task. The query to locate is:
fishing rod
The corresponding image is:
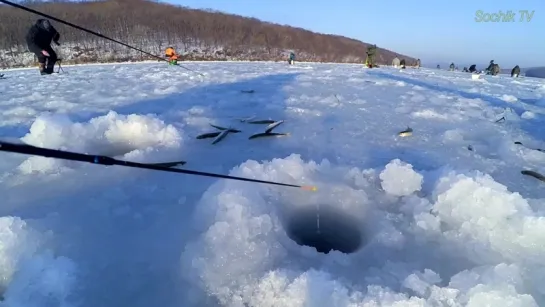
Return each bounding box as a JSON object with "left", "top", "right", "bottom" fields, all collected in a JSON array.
[
  {"left": 0, "top": 141, "right": 317, "bottom": 191},
  {"left": 0, "top": 0, "right": 204, "bottom": 77}
]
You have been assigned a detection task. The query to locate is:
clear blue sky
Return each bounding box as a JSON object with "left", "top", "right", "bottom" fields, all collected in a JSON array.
[{"left": 164, "top": 0, "right": 544, "bottom": 68}]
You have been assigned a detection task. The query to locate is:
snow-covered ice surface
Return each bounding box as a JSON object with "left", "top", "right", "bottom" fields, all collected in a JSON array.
[{"left": 1, "top": 62, "right": 545, "bottom": 306}]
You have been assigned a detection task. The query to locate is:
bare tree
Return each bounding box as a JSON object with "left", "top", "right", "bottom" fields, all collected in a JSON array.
[{"left": 0, "top": 0, "right": 415, "bottom": 67}]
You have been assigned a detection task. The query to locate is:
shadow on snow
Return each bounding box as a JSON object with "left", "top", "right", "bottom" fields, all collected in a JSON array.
[
  {"left": 0, "top": 70, "right": 300, "bottom": 307},
  {"left": 367, "top": 70, "right": 527, "bottom": 114},
  {"left": 367, "top": 70, "right": 545, "bottom": 144}
]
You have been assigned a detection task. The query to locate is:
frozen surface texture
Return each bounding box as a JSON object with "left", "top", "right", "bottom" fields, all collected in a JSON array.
[{"left": 1, "top": 62, "right": 545, "bottom": 306}]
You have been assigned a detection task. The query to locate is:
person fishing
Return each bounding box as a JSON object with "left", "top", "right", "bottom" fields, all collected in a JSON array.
[
  {"left": 511, "top": 65, "right": 521, "bottom": 77},
  {"left": 288, "top": 52, "right": 295, "bottom": 65},
  {"left": 165, "top": 47, "right": 179, "bottom": 65},
  {"left": 25, "top": 19, "right": 60, "bottom": 75},
  {"left": 365, "top": 44, "right": 377, "bottom": 68}
]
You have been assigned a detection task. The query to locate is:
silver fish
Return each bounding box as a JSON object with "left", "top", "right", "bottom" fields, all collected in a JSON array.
[
  {"left": 212, "top": 129, "right": 230, "bottom": 144},
  {"left": 265, "top": 120, "right": 284, "bottom": 133},
  {"left": 196, "top": 131, "right": 221, "bottom": 139},
  {"left": 209, "top": 124, "right": 241, "bottom": 133},
  {"left": 398, "top": 127, "right": 413, "bottom": 137},
  {"left": 249, "top": 132, "right": 290, "bottom": 139},
  {"left": 247, "top": 119, "right": 277, "bottom": 124}
]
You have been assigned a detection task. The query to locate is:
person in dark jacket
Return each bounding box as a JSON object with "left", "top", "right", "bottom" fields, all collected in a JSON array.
[
  {"left": 365, "top": 45, "right": 377, "bottom": 68},
  {"left": 491, "top": 63, "right": 500, "bottom": 76},
  {"left": 485, "top": 60, "right": 495, "bottom": 74},
  {"left": 26, "top": 19, "right": 60, "bottom": 75},
  {"left": 469, "top": 64, "right": 477, "bottom": 73},
  {"left": 288, "top": 52, "right": 295, "bottom": 65},
  {"left": 511, "top": 65, "right": 521, "bottom": 77}
]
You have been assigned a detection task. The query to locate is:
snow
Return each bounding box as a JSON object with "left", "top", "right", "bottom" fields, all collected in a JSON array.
[
  {"left": 1, "top": 62, "right": 545, "bottom": 306},
  {"left": 380, "top": 160, "right": 423, "bottom": 197},
  {"left": 17, "top": 111, "right": 182, "bottom": 175}
]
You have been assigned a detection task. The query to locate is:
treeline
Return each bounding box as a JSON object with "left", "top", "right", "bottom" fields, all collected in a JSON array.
[{"left": 0, "top": 0, "right": 415, "bottom": 67}]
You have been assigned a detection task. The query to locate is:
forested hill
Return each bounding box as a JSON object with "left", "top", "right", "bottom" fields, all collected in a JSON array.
[{"left": 0, "top": 0, "right": 416, "bottom": 68}]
